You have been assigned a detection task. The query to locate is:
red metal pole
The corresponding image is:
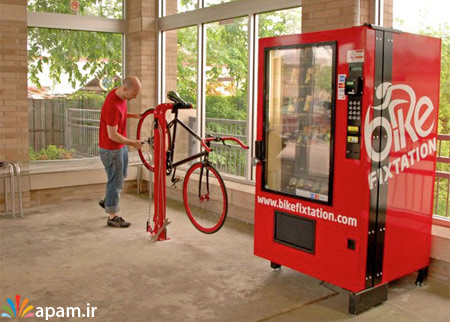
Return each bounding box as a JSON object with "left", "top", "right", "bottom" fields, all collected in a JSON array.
[{"left": 149, "top": 103, "right": 173, "bottom": 241}]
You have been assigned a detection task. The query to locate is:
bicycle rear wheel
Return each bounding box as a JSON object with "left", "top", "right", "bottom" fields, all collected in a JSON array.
[
  {"left": 136, "top": 109, "right": 171, "bottom": 171},
  {"left": 183, "top": 162, "right": 228, "bottom": 234}
]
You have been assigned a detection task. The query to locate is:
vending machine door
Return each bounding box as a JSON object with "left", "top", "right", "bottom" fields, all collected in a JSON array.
[{"left": 263, "top": 42, "right": 336, "bottom": 205}]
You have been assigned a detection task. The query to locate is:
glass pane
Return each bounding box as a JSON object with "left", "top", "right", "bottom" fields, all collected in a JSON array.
[
  {"left": 265, "top": 44, "right": 334, "bottom": 203},
  {"left": 28, "top": 0, "right": 123, "bottom": 19},
  {"left": 204, "top": 0, "right": 240, "bottom": 7},
  {"left": 258, "top": 7, "right": 302, "bottom": 38},
  {"left": 166, "top": 0, "right": 199, "bottom": 16},
  {"left": 205, "top": 17, "right": 248, "bottom": 178},
  {"left": 165, "top": 26, "right": 198, "bottom": 164},
  {"left": 28, "top": 28, "right": 122, "bottom": 160}
]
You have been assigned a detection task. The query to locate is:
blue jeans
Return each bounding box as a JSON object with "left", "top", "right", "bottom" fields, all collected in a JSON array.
[{"left": 99, "top": 147, "right": 128, "bottom": 214}]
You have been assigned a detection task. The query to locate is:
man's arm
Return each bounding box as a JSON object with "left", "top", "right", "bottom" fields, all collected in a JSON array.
[
  {"left": 126, "top": 113, "right": 141, "bottom": 119},
  {"left": 107, "top": 125, "right": 142, "bottom": 150}
]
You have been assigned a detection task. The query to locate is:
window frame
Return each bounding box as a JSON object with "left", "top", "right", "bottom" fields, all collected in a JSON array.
[{"left": 159, "top": 0, "right": 302, "bottom": 183}]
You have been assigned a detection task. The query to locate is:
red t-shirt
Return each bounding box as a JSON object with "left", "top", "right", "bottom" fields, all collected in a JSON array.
[{"left": 99, "top": 89, "right": 127, "bottom": 150}]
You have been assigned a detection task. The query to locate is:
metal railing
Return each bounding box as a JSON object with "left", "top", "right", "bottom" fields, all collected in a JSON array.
[
  {"left": 204, "top": 118, "right": 248, "bottom": 177},
  {"left": 64, "top": 111, "right": 249, "bottom": 177},
  {"left": 39, "top": 107, "right": 450, "bottom": 215},
  {"left": 434, "top": 134, "right": 450, "bottom": 218},
  {"left": 0, "top": 162, "right": 23, "bottom": 218},
  {"left": 65, "top": 108, "right": 101, "bottom": 157}
]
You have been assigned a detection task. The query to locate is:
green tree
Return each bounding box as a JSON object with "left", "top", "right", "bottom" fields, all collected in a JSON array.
[
  {"left": 419, "top": 23, "right": 450, "bottom": 217},
  {"left": 27, "top": 0, "right": 123, "bottom": 91},
  {"left": 420, "top": 23, "right": 450, "bottom": 135},
  {"left": 176, "top": 26, "right": 198, "bottom": 106}
]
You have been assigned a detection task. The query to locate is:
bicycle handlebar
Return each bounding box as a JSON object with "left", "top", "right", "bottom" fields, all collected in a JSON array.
[{"left": 202, "top": 136, "right": 249, "bottom": 151}]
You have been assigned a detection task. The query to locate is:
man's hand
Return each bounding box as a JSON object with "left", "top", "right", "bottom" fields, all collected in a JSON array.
[
  {"left": 127, "top": 113, "right": 141, "bottom": 119},
  {"left": 131, "top": 140, "right": 143, "bottom": 150}
]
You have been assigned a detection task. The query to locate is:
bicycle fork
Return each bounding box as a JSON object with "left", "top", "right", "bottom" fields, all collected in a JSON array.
[{"left": 198, "top": 163, "right": 211, "bottom": 202}]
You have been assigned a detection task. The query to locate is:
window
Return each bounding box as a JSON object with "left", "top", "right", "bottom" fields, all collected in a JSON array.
[
  {"left": 166, "top": 0, "right": 199, "bottom": 15},
  {"left": 27, "top": 0, "right": 123, "bottom": 19},
  {"left": 394, "top": 0, "right": 450, "bottom": 217},
  {"left": 28, "top": 28, "right": 122, "bottom": 160},
  {"left": 165, "top": 26, "right": 199, "bottom": 164},
  {"left": 160, "top": 1, "right": 306, "bottom": 182},
  {"left": 264, "top": 44, "right": 335, "bottom": 203},
  {"left": 205, "top": 18, "right": 249, "bottom": 177},
  {"left": 204, "top": 0, "right": 240, "bottom": 7},
  {"left": 258, "top": 7, "right": 302, "bottom": 38}
]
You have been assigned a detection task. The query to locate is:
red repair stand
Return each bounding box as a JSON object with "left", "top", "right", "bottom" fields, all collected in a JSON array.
[{"left": 147, "top": 103, "right": 173, "bottom": 242}]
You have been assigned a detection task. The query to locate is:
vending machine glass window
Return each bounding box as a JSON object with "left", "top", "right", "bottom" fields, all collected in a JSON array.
[{"left": 264, "top": 43, "right": 335, "bottom": 203}]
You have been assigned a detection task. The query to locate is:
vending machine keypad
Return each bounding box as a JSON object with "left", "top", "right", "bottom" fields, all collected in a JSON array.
[{"left": 345, "top": 63, "right": 364, "bottom": 159}]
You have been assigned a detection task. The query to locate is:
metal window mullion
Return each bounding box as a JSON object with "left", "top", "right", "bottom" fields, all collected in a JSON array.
[
  {"left": 372, "top": 0, "right": 384, "bottom": 26},
  {"left": 158, "top": 31, "right": 166, "bottom": 105},
  {"left": 158, "top": 0, "right": 165, "bottom": 104},
  {"left": 27, "top": 12, "right": 126, "bottom": 33},
  {"left": 251, "top": 14, "right": 259, "bottom": 182},
  {"left": 245, "top": 13, "right": 256, "bottom": 182},
  {"left": 160, "top": 0, "right": 165, "bottom": 18},
  {"left": 122, "top": 33, "right": 126, "bottom": 78},
  {"left": 199, "top": 23, "right": 206, "bottom": 141}
]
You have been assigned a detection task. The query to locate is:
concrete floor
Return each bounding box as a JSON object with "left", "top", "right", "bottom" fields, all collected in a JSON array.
[{"left": 1, "top": 193, "right": 449, "bottom": 322}]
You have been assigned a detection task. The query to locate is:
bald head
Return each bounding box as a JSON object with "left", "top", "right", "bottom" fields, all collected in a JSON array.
[
  {"left": 123, "top": 76, "right": 141, "bottom": 90},
  {"left": 120, "top": 76, "right": 141, "bottom": 101}
]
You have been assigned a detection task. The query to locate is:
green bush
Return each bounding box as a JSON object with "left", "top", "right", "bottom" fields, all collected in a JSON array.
[
  {"left": 206, "top": 95, "right": 247, "bottom": 120},
  {"left": 30, "top": 145, "right": 75, "bottom": 161}
]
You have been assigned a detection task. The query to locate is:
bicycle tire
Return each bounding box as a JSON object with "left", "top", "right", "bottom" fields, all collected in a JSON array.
[
  {"left": 136, "top": 108, "right": 171, "bottom": 171},
  {"left": 183, "top": 162, "right": 228, "bottom": 234}
]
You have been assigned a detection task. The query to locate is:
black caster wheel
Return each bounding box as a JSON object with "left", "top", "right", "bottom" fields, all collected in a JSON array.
[
  {"left": 415, "top": 267, "right": 428, "bottom": 286},
  {"left": 270, "top": 261, "right": 281, "bottom": 269}
]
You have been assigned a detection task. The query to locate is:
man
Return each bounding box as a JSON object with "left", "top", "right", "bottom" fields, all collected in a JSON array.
[{"left": 98, "top": 76, "right": 142, "bottom": 228}]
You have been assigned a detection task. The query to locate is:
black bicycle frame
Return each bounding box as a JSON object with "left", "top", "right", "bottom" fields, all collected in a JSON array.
[{"left": 165, "top": 109, "right": 209, "bottom": 176}]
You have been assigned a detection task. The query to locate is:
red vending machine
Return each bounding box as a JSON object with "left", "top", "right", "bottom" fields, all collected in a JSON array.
[{"left": 253, "top": 25, "right": 441, "bottom": 314}]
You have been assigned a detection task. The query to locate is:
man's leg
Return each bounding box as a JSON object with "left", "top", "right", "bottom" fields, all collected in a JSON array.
[
  {"left": 99, "top": 148, "right": 130, "bottom": 227},
  {"left": 123, "top": 146, "right": 128, "bottom": 179}
]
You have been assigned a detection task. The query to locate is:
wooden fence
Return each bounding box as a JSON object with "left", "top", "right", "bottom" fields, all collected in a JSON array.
[{"left": 28, "top": 98, "right": 101, "bottom": 152}]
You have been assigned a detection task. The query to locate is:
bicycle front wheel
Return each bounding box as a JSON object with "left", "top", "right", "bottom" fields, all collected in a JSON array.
[{"left": 183, "top": 162, "right": 228, "bottom": 234}]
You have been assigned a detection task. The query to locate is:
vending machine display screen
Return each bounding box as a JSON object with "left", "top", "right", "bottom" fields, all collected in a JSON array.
[{"left": 264, "top": 43, "right": 335, "bottom": 203}]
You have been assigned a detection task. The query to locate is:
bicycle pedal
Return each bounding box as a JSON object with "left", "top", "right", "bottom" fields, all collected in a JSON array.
[{"left": 171, "top": 176, "right": 181, "bottom": 186}]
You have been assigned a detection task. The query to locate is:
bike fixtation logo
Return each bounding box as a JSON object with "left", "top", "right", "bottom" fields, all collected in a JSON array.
[
  {"left": 364, "top": 82, "right": 437, "bottom": 190},
  {"left": 1, "top": 295, "right": 34, "bottom": 319}
]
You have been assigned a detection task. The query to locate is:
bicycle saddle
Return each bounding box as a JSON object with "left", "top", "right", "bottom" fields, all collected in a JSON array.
[{"left": 167, "top": 91, "right": 192, "bottom": 109}]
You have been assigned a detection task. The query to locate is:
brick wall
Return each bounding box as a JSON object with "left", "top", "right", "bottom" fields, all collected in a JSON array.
[
  {"left": 302, "top": 0, "right": 393, "bottom": 33},
  {"left": 383, "top": 0, "right": 393, "bottom": 28},
  {"left": 165, "top": 29, "right": 178, "bottom": 95},
  {"left": 0, "top": 0, "right": 30, "bottom": 212},
  {"left": 126, "top": 0, "right": 158, "bottom": 138},
  {"left": 0, "top": 0, "right": 28, "bottom": 162},
  {"left": 30, "top": 181, "right": 137, "bottom": 207}
]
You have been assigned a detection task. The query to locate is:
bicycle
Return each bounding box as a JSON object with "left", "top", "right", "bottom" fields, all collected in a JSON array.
[{"left": 137, "top": 91, "right": 249, "bottom": 234}]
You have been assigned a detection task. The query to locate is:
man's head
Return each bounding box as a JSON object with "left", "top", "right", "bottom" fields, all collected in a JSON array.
[{"left": 121, "top": 76, "right": 141, "bottom": 100}]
